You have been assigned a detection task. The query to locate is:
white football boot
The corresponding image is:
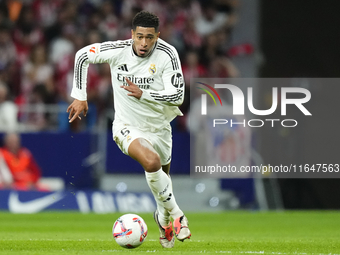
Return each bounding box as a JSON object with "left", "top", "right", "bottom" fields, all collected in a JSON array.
[
  {"left": 174, "top": 215, "right": 191, "bottom": 241},
  {"left": 153, "top": 210, "right": 175, "bottom": 248}
]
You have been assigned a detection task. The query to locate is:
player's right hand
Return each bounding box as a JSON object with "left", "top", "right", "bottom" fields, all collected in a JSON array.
[{"left": 67, "top": 99, "right": 88, "bottom": 123}]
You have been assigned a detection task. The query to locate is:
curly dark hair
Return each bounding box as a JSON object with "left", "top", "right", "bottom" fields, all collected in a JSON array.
[{"left": 132, "top": 11, "right": 159, "bottom": 32}]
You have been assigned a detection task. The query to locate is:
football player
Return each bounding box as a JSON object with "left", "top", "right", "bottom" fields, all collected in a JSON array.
[{"left": 67, "top": 11, "right": 191, "bottom": 248}]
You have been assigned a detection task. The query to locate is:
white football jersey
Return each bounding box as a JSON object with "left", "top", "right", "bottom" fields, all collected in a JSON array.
[{"left": 71, "top": 38, "right": 184, "bottom": 131}]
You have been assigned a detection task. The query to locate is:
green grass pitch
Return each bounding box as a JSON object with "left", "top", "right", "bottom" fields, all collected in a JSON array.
[{"left": 1, "top": 211, "right": 340, "bottom": 255}]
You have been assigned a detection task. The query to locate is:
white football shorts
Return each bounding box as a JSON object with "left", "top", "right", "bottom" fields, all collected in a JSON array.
[{"left": 112, "top": 122, "right": 172, "bottom": 166}]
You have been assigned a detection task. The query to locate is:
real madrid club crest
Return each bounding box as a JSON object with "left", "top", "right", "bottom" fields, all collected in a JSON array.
[{"left": 149, "top": 64, "right": 156, "bottom": 75}]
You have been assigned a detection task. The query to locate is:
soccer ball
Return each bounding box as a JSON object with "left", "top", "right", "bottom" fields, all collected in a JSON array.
[{"left": 112, "top": 214, "right": 148, "bottom": 248}]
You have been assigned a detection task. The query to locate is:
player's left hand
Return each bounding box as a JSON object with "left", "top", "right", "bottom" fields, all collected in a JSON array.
[{"left": 121, "top": 78, "right": 143, "bottom": 99}]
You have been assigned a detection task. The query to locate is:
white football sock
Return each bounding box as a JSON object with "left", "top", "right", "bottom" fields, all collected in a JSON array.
[
  {"left": 157, "top": 205, "right": 170, "bottom": 226},
  {"left": 145, "top": 169, "right": 183, "bottom": 223},
  {"left": 152, "top": 184, "right": 170, "bottom": 226}
]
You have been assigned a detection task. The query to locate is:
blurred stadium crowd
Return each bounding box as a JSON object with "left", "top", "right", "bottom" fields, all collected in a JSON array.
[{"left": 0, "top": 0, "right": 242, "bottom": 132}]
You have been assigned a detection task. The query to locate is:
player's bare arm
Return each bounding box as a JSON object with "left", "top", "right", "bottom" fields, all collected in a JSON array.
[
  {"left": 121, "top": 78, "right": 143, "bottom": 99},
  {"left": 67, "top": 99, "right": 88, "bottom": 123}
]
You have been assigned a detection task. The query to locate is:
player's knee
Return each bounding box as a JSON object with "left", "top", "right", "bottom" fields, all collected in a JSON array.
[{"left": 143, "top": 153, "right": 161, "bottom": 172}]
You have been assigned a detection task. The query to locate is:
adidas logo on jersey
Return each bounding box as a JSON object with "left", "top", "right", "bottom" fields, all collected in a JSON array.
[{"left": 118, "top": 64, "right": 128, "bottom": 72}]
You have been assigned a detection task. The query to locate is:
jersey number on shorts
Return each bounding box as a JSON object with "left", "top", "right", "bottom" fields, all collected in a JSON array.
[{"left": 121, "top": 127, "right": 130, "bottom": 137}]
